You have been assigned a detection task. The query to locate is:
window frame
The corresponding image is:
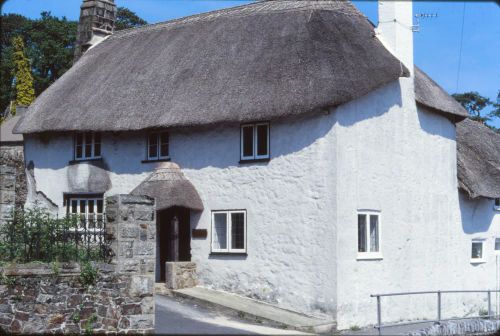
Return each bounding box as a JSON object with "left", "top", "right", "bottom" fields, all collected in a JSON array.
[
  {"left": 494, "top": 198, "right": 500, "bottom": 211},
  {"left": 470, "top": 239, "right": 486, "bottom": 263},
  {"left": 74, "top": 132, "right": 102, "bottom": 161},
  {"left": 356, "top": 210, "right": 382, "bottom": 260},
  {"left": 66, "top": 195, "right": 104, "bottom": 231},
  {"left": 240, "top": 122, "right": 270, "bottom": 162},
  {"left": 146, "top": 132, "right": 170, "bottom": 161},
  {"left": 210, "top": 210, "right": 247, "bottom": 254}
]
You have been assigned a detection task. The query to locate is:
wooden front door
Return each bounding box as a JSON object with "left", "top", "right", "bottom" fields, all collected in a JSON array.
[{"left": 158, "top": 207, "right": 191, "bottom": 282}]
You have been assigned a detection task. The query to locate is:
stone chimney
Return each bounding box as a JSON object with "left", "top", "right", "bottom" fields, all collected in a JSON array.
[
  {"left": 376, "top": 1, "right": 413, "bottom": 75},
  {"left": 74, "top": 0, "right": 117, "bottom": 62}
]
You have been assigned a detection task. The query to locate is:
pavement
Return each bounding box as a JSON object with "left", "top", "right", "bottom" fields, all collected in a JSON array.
[
  {"left": 339, "top": 322, "right": 435, "bottom": 336},
  {"left": 155, "top": 294, "right": 312, "bottom": 335},
  {"left": 172, "top": 286, "right": 336, "bottom": 333}
]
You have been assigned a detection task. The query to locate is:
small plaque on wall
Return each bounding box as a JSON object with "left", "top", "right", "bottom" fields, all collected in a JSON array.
[{"left": 192, "top": 229, "right": 208, "bottom": 239}]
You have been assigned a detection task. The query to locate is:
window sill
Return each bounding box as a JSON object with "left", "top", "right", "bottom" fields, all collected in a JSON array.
[
  {"left": 141, "top": 158, "right": 171, "bottom": 163},
  {"left": 69, "top": 157, "right": 103, "bottom": 164},
  {"left": 239, "top": 158, "right": 270, "bottom": 164},
  {"left": 357, "top": 253, "right": 383, "bottom": 261},
  {"left": 210, "top": 252, "right": 247, "bottom": 256},
  {"left": 470, "top": 259, "right": 486, "bottom": 264}
]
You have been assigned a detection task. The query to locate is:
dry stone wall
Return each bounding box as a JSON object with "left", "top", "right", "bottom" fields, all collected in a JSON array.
[{"left": 0, "top": 194, "right": 156, "bottom": 334}]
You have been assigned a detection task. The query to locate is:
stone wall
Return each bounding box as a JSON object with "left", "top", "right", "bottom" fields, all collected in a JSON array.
[
  {"left": 0, "top": 194, "right": 156, "bottom": 334},
  {"left": 165, "top": 262, "right": 198, "bottom": 290},
  {"left": 0, "top": 145, "right": 26, "bottom": 223},
  {"left": 0, "top": 263, "right": 153, "bottom": 333}
]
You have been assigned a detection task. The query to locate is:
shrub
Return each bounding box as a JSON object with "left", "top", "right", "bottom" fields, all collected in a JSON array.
[
  {"left": 0, "top": 208, "right": 108, "bottom": 263},
  {"left": 79, "top": 262, "right": 98, "bottom": 287}
]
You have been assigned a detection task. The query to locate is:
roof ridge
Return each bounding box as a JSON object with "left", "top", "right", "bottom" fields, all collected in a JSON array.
[
  {"left": 109, "top": 1, "right": 265, "bottom": 40},
  {"left": 108, "top": 0, "right": 360, "bottom": 41}
]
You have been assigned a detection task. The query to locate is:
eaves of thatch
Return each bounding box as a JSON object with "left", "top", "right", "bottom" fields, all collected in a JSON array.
[
  {"left": 414, "top": 67, "right": 468, "bottom": 120},
  {"left": 14, "top": 0, "right": 411, "bottom": 134},
  {"left": 457, "top": 118, "right": 500, "bottom": 199}
]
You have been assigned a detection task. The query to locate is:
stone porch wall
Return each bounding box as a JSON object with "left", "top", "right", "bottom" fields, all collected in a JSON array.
[
  {"left": 0, "top": 194, "right": 156, "bottom": 334},
  {"left": 0, "top": 145, "right": 26, "bottom": 223}
]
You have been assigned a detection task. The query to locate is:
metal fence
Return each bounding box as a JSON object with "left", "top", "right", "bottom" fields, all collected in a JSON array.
[
  {"left": 0, "top": 210, "right": 109, "bottom": 263},
  {"left": 371, "top": 290, "right": 500, "bottom": 336}
]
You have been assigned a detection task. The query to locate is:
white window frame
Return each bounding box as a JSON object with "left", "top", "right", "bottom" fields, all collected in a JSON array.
[
  {"left": 357, "top": 210, "right": 382, "bottom": 260},
  {"left": 74, "top": 132, "right": 101, "bottom": 160},
  {"left": 147, "top": 132, "right": 170, "bottom": 161},
  {"left": 240, "top": 123, "right": 270, "bottom": 161},
  {"left": 67, "top": 197, "right": 104, "bottom": 231},
  {"left": 211, "top": 210, "right": 247, "bottom": 253},
  {"left": 494, "top": 198, "right": 500, "bottom": 211},
  {"left": 470, "top": 239, "right": 486, "bottom": 263}
]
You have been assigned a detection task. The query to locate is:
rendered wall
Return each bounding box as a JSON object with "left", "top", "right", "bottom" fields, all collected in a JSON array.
[
  {"left": 23, "top": 113, "right": 339, "bottom": 319},
  {"left": 333, "top": 78, "right": 499, "bottom": 329}
]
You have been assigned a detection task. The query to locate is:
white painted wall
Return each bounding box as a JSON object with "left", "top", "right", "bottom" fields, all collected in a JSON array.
[
  {"left": 332, "top": 78, "right": 500, "bottom": 329},
  {"left": 22, "top": 81, "right": 498, "bottom": 329},
  {"left": 23, "top": 112, "right": 339, "bottom": 318}
]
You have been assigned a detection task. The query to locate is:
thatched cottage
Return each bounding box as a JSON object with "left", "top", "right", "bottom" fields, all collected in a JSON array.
[{"left": 11, "top": 0, "right": 500, "bottom": 328}]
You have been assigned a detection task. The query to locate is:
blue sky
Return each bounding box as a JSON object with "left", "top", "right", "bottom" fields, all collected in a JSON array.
[{"left": 3, "top": 0, "right": 499, "bottom": 127}]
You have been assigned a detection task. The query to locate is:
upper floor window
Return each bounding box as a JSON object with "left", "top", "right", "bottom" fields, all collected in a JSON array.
[
  {"left": 211, "top": 210, "right": 246, "bottom": 253},
  {"left": 240, "top": 123, "right": 269, "bottom": 161},
  {"left": 494, "top": 198, "right": 500, "bottom": 211},
  {"left": 67, "top": 195, "right": 104, "bottom": 230},
  {"left": 148, "top": 132, "right": 169, "bottom": 161},
  {"left": 75, "top": 132, "right": 101, "bottom": 160},
  {"left": 357, "top": 211, "right": 381, "bottom": 259}
]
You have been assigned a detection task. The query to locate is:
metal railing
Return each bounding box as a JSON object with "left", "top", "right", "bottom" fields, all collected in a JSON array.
[
  {"left": 371, "top": 290, "right": 500, "bottom": 336},
  {"left": 0, "top": 211, "right": 109, "bottom": 263}
]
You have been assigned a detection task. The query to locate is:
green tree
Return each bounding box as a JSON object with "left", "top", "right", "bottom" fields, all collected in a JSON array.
[
  {"left": 24, "top": 12, "right": 77, "bottom": 96},
  {"left": 490, "top": 91, "right": 500, "bottom": 120},
  {"left": 452, "top": 92, "right": 492, "bottom": 124},
  {"left": 115, "top": 7, "right": 147, "bottom": 31},
  {"left": 11, "top": 36, "right": 35, "bottom": 111}
]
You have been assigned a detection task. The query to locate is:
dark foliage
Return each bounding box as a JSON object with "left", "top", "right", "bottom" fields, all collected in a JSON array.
[{"left": 115, "top": 7, "right": 148, "bottom": 31}]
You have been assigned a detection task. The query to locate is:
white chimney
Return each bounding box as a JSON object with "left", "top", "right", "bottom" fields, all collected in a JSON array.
[{"left": 376, "top": 1, "right": 414, "bottom": 76}]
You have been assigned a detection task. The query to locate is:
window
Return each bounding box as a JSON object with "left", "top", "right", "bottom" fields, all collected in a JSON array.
[
  {"left": 67, "top": 196, "right": 104, "bottom": 230},
  {"left": 74, "top": 132, "right": 101, "bottom": 160},
  {"left": 357, "top": 211, "right": 381, "bottom": 259},
  {"left": 240, "top": 123, "right": 269, "bottom": 161},
  {"left": 494, "top": 198, "right": 500, "bottom": 211},
  {"left": 495, "top": 238, "right": 500, "bottom": 254},
  {"left": 471, "top": 240, "right": 485, "bottom": 263},
  {"left": 211, "top": 210, "right": 246, "bottom": 253},
  {"left": 147, "top": 132, "right": 169, "bottom": 160}
]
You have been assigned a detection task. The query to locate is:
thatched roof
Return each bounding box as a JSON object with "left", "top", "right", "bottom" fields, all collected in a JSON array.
[
  {"left": 15, "top": 0, "right": 410, "bottom": 134},
  {"left": 0, "top": 106, "right": 27, "bottom": 144},
  {"left": 457, "top": 118, "right": 500, "bottom": 199},
  {"left": 130, "top": 162, "right": 204, "bottom": 211},
  {"left": 414, "top": 67, "right": 468, "bottom": 119}
]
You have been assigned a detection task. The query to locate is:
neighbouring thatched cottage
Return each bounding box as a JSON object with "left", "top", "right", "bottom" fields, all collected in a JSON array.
[{"left": 10, "top": 0, "right": 500, "bottom": 329}]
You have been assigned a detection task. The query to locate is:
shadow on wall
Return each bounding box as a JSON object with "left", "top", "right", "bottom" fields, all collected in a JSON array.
[
  {"left": 459, "top": 190, "right": 495, "bottom": 234},
  {"left": 335, "top": 80, "right": 402, "bottom": 128},
  {"left": 417, "top": 105, "right": 456, "bottom": 140}
]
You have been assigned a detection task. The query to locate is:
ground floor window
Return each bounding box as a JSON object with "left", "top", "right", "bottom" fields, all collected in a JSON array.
[
  {"left": 471, "top": 240, "right": 485, "bottom": 263},
  {"left": 66, "top": 195, "right": 104, "bottom": 230},
  {"left": 357, "top": 211, "right": 381, "bottom": 258},
  {"left": 211, "top": 210, "right": 246, "bottom": 253},
  {"left": 494, "top": 198, "right": 500, "bottom": 211}
]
